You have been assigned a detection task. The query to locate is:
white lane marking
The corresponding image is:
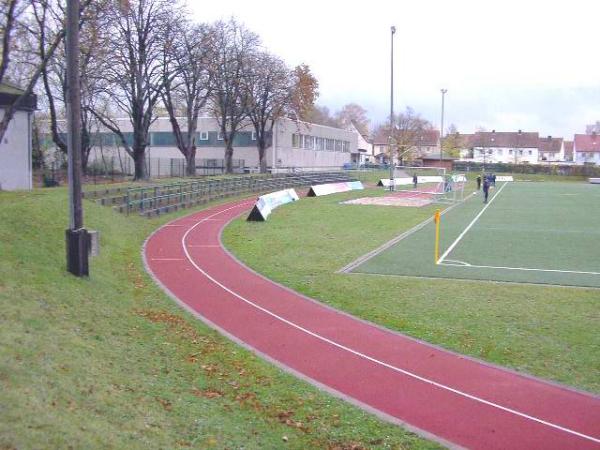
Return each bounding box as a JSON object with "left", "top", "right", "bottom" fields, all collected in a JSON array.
[
  {"left": 439, "top": 261, "right": 600, "bottom": 276},
  {"left": 338, "top": 192, "right": 476, "bottom": 274},
  {"left": 151, "top": 258, "right": 185, "bottom": 261},
  {"left": 437, "top": 182, "right": 509, "bottom": 264},
  {"left": 174, "top": 202, "right": 600, "bottom": 445},
  {"left": 443, "top": 259, "right": 471, "bottom": 266}
]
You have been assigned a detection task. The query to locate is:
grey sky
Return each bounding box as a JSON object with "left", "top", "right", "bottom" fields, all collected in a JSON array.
[{"left": 189, "top": 0, "right": 599, "bottom": 138}]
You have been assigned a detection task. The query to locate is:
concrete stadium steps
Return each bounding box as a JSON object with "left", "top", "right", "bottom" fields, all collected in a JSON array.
[{"left": 83, "top": 172, "right": 354, "bottom": 218}]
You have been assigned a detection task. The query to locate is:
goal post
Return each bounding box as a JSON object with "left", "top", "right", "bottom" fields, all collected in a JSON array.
[{"left": 379, "top": 165, "right": 466, "bottom": 204}]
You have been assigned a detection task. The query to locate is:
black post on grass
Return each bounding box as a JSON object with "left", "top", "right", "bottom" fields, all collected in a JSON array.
[{"left": 65, "top": 0, "right": 89, "bottom": 276}]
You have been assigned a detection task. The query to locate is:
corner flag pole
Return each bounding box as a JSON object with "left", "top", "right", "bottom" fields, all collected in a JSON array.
[{"left": 434, "top": 209, "right": 441, "bottom": 264}]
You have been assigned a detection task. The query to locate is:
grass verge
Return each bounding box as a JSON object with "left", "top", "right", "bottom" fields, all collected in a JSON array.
[
  {"left": 222, "top": 187, "right": 600, "bottom": 394},
  {"left": 0, "top": 187, "right": 439, "bottom": 449}
]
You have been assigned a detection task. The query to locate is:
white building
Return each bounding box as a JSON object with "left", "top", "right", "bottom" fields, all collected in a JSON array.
[
  {"left": 470, "top": 131, "right": 540, "bottom": 164},
  {"left": 0, "top": 83, "right": 37, "bottom": 190},
  {"left": 538, "top": 136, "right": 564, "bottom": 162},
  {"left": 347, "top": 122, "right": 373, "bottom": 165},
  {"left": 72, "top": 117, "right": 356, "bottom": 175},
  {"left": 573, "top": 133, "right": 600, "bottom": 165}
]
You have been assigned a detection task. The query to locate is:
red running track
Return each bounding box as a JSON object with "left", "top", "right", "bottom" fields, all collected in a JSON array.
[{"left": 144, "top": 198, "right": 600, "bottom": 449}]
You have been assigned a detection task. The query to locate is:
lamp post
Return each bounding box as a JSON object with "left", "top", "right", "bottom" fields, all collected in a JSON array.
[
  {"left": 440, "top": 89, "right": 447, "bottom": 161},
  {"left": 65, "top": 0, "right": 89, "bottom": 276},
  {"left": 388, "top": 25, "right": 396, "bottom": 191}
]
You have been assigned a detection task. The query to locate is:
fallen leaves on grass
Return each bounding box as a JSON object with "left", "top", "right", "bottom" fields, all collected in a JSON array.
[{"left": 191, "top": 387, "right": 223, "bottom": 399}]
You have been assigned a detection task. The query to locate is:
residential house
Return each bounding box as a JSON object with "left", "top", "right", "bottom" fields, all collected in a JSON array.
[
  {"left": 538, "top": 136, "right": 564, "bottom": 162},
  {"left": 573, "top": 133, "right": 600, "bottom": 165},
  {"left": 470, "top": 130, "right": 539, "bottom": 164},
  {"left": 348, "top": 122, "right": 374, "bottom": 165},
  {"left": 563, "top": 141, "right": 574, "bottom": 162}
]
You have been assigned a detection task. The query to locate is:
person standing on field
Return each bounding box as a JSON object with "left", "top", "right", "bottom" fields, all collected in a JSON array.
[
  {"left": 476, "top": 175, "right": 482, "bottom": 190},
  {"left": 413, "top": 173, "right": 418, "bottom": 189},
  {"left": 482, "top": 177, "right": 490, "bottom": 203}
]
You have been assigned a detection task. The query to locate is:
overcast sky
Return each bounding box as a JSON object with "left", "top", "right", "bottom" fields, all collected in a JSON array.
[{"left": 189, "top": 0, "right": 599, "bottom": 138}]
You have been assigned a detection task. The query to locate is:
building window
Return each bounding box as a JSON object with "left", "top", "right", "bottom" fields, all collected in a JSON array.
[
  {"left": 217, "top": 132, "right": 224, "bottom": 141},
  {"left": 509, "top": 149, "right": 513, "bottom": 154},
  {"left": 519, "top": 150, "right": 523, "bottom": 155},
  {"left": 251, "top": 131, "right": 257, "bottom": 141},
  {"left": 528, "top": 150, "right": 532, "bottom": 155},
  {"left": 199, "top": 131, "right": 209, "bottom": 141},
  {"left": 292, "top": 133, "right": 299, "bottom": 148},
  {"left": 335, "top": 140, "right": 343, "bottom": 152}
]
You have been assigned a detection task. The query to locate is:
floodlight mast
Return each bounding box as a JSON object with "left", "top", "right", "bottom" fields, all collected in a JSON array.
[
  {"left": 389, "top": 25, "right": 396, "bottom": 191},
  {"left": 65, "top": 0, "right": 89, "bottom": 276}
]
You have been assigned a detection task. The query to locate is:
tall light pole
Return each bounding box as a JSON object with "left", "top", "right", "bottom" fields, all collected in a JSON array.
[
  {"left": 440, "top": 89, "right": 447, "bottom": 161},
  {"left": 389, "top": 25, "right": 396, "bottom": 191},
  {"left": 65, "top": 0, "right": 88, "bottom": 276}
]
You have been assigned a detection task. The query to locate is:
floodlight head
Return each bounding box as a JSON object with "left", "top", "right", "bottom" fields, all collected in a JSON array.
[{"left": 391, "top": 26, "right": 396, "bottom": 34}]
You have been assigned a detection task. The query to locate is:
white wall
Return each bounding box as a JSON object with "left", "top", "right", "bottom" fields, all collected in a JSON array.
[
  {"left": 471, "top": 146, "right": 539, "bottom": 164},
  {"left": 574, "top": 151, "right": 600, "bottom": 165},
  {"left": 0, "top": 109, "right": 32, "bottom": 190}
]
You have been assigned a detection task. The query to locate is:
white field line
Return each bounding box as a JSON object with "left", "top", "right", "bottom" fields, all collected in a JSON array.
[
  {"left": 338, "top": 192, "right": 476, "bottom": 274},
  {"left": 175, "top": 203, "right": 600, "bottom": 445},
  {"left": 437, "top": 182, "right": 509, "bottom": 264},
  {"left": 439, "top": 261, "right": 600, "bottom": 276}
]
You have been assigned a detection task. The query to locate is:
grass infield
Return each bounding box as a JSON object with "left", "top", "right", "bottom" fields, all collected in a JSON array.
[
  {"left": 223, "top": 183, "right": 600, "bottom": 394},
  {"left": 0, "top": 187, "right": 438, "bottom": 449},
  {"left": 352, "top": 181, "right": 600, "bottom": 288}
]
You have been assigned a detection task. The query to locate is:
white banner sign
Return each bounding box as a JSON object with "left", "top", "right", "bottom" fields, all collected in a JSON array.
[
  {"left": 247, "top": 188, "right": 299, "bottom": 221},
  {"left": 308, "top": 181, "right": 364, "bottom": 197},
  {"left": 495, "top": 176, "right": 514, "bottom": 182}
]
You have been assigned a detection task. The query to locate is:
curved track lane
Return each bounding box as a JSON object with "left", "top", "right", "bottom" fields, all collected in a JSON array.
[{"left": 144, "top": 198, "right": 600, "bottom": 449}]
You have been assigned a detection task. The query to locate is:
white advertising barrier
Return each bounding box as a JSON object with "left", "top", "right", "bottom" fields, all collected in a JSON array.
[
  {"left": 307, "top": 181, "right": 364, "bottom": 197},
  {"left": 378, "top": 176, "right": 444, "bottom": 187},
  {"left": 589, "top": 178, "right": 600, "bottom": 184},
  {"left": 495, "top": 176, "right": 514, "bottom": 182},
  {"left": 247, "top": 188, "right": 299, "bottom": 221},
  {"left": 452, "top": 174, "right": 467, "bottom": 182}
]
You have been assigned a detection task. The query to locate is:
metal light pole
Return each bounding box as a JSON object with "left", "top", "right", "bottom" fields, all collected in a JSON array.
[
  {"left": 440, "top": 89, "right": 447, "bottom": 161},
  {"left": 389, "top": 25, "right": 396, "bottom": 191},
  {"left": 65, "top": 0, "right": 89, "bottom": 276}
]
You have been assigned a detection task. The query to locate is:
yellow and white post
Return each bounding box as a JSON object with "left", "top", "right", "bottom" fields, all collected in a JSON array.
[{"left": 434, "top": 209, "right": 441, "bottom": 264}]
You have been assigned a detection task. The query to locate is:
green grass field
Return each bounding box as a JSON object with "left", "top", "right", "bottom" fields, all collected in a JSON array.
[
  {"left": 0, "top": 187, "right": 439, "bottom": 449},
  {"left": 223, "top": 184, "right": 600, "bottom": 393},
  {"left": 352, "top": 182, "right": 600, "bottom": 287}
]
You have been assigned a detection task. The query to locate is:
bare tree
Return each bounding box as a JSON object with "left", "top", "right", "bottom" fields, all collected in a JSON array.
[
  {"left": 387, "top": 107, "right": 431, "bottom": 164},
  {"left": 0, "top": 0, "right": 20, "bottom": 83},
  {"left": 161, "top": 19, "right": 214, "bottom": 176},
  {"left": 0, "top": 0, "right": 92, "bottom": 144},
  {"left": 90, "top": 0, "right": 174, "bottom": 180},
  {"left": 245, "top": 51, "right": 292, "bottom": 173},
  {"left": 303, "top": 105, "right": 338, "bottom": 128},
  {"left": 209, "top": 19, "right": 259, "bottom": 173},
  {"left": 334, "top": 103, "right": 370, "bottom": 135},
  {"left": 38, "top": 0, "right": 105, "bottom": 173}
]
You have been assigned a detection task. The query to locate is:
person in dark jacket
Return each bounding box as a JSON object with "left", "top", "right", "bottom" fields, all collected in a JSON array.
[
  {"left": 413, "top": 173, "right": 418, "bottom": 189},
  {"left": 492, "top": 173, "right": 497, "bottom": 187},
  {"left": 482, "top": 177, "right": 490, "bottom": 203},
  {"left": 476, "top": 175, "right": 482, "bottom": 190}
]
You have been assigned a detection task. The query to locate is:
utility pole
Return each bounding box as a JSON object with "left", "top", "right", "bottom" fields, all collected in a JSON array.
[
  {"left": 65, "top": 0, "right": 89, "bottom": 276},
  {"left": 389, "top": 25, "right": 396, "bottom": 191},
  {"left": 440, "top": 89, "right": 447, "bottom": 161}
]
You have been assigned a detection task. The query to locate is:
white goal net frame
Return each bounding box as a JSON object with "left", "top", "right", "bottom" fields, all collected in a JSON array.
[{"left": 382, "top": 165, "right": 466, "bottom": 204}]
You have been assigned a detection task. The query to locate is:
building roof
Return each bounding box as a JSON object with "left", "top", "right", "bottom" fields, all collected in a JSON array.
[
  {"left": 574, "top": 133, "right": 600, "bottom": 152},
  {"left": 414, "top": 129, "right": 440, "bottom": 147},
  {"left": 472, "top": 131, "right": 539, "bottom": 148},
  {"left": 0, "top": 82, "right": 37, "bottom": 110},
  {"left": 538, "top": 136, "right": 563, "bottom": 153}
]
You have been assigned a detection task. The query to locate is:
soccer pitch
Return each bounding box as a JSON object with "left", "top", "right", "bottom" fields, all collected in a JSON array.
[{"left": 348, "top": 181, "right": 600, "bottom": 288}]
